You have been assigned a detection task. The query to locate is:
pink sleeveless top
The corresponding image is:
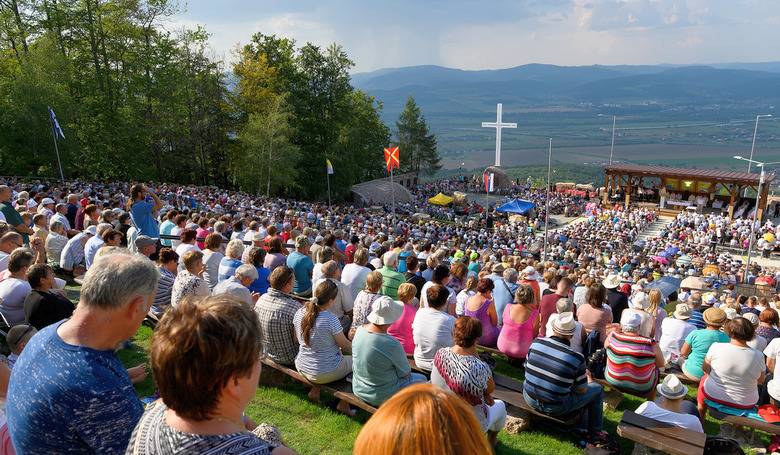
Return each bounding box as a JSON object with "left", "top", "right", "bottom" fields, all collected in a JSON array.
[
  {"left": 464, "top": 299, "right": 500, "bottom": 347},
  {"left": 497, "top": 305, "right": 538, "bottom": 360}
]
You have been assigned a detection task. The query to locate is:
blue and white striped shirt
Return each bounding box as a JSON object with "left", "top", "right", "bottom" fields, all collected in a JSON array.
[{"left": 523, "top": 336, "right": 587, "bottom": 406}]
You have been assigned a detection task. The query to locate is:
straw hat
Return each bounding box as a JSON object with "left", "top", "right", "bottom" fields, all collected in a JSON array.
[
  {"left": 602, "top": 274, "right": 621, "bottom": 289},
  {"left": 552, "top": 312, "right": 576, "bottom": 337},
  {"left": 492, "top": 263, "right": 505, "bottom": 273},
  {"left": 703, "top": 307, "right": 727, "bottom": 327},
  {"left": 521, "top": 266, "right": 539, "bottom": 280},
  {"left": 630, "top": 292, "right": 649, "bottom": 310},
  {"left": 673, "top": 303, "right": 692, "bottom": 320},
  {"left": 656, "top": 374, "right": 688, "bottom": 400}
]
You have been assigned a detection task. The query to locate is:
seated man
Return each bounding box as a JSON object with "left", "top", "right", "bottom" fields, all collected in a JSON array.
[
  {"left": 4, "top": 323, "right": 37, "bottom": 369},
  {"left": 212, "top": 264, "right": 259, "bottom": 307},
  {"left": 23, "top": 263, "right": 75, "bottom": 330},
  {"left": 59, "top": 225, "right": 96, "bottom": 277},
  {"left": 523, "top": 313, "right": 609, "bottom": 447},
  {"left": 635, "top": 374, "right": 703, "bottom": 432},
  {"left": 254, "top": 266, "right": 301, "bottom": 366},
  {"left": 6, "top": 250, "right": 157, "bottom": 454}
]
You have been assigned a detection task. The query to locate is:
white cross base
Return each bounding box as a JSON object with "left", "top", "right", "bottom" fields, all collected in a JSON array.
[{"left": 482, "top": 103, "right": 517, "bottom": 167}]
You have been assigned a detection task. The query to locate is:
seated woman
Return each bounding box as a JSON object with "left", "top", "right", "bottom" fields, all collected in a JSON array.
[
  {"left": 577, "top": 283, "right": 613, "bottom": 343},
  {"left": 350, "top": 271, "right": 385, "bottom": 339},
  {"left": 635, "top": 374, "right": 703, "bottom": 432},
  {"left": 352, "top": 296, "right": 426, "bottom": 407},
  {"left": 699, "top": 317, "right": 766, "bottom": 418},
  {"left": 455, "top": 275, "right": 477, "bottom": 317},
  {"left": 23, "top": 263, "right": 75, "bottom": 330},
  {"left": 659, "top": 303, "right": 696, "bottom": 366},
  {"left": 621, "top": 291, "right": 655, "bottom": 339},
  {"left": 293, "top": 280, "right": 354, "bottom": 415},
  {"left": 151, "top": 248, "right": 178, "bottom": 318},
  {"left": 170, "top": 250, "right": 210, "bottom": 308},
  {"left": 497, "top": 285, "right": 539, "bottom": 361},
  {"left": 604, "top": 312, "right": 665, "bottom": 399},
  {"left": 680, "top": 308, "right": 729, "bottom": 382},
  {"left": 387, "top": 283, "right": 418, "bottom": 354},
  {"left": 757, "top": 308, "right": 780, "bottom": 345},
  {"left": 127, "top": 294, "right": 294, "bottom": 454},
  {"left": 431, "top": 317, "right": 507, "bottom": 447},
  {"left": 246, "top": 247, "right": 271, "bottom": 295},
  {"left": 464, "top": 278, "right": 500, "bottom": 347},
  {"left": 352, "top": 383, "right": 493, "bottom": 455}
]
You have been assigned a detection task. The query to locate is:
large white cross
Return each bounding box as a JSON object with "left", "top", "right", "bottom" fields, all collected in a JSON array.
[{"left": 482, "top": 103, "right": 517, "bottom": 167}]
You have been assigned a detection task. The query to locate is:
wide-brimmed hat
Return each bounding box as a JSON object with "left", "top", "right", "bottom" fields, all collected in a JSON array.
[
  {"left": 492, "top": 263, "right": 505, "bottom": 273},
  {"left": 602, "top": 274, "right": 621, "bottom": 289},
  {"left": 656, "top": 374, "right": 688, "bottom": 400},
  {"left": 367, "top": 296, "right": 404, "bottom": 325},
  {"left": 621, "top": 311, "right": 642, "bottom": 331},
  {"left": 744, "top": 312, "right": 759, "bottom": 326},
  {"left": 630, "top": 292, "right": 649, "bottom": 310},
  {"left": 552, "top": 312, "right": 576, "bottom": 336},
  {"left": 673, "top": 303, "right": 692, "bottom": 320},
  {"left": 703, "top": 307, "right": 727, "bottom": 327},
  {"left": 521, "top": 266, "right": 539, "bottom": 280}
]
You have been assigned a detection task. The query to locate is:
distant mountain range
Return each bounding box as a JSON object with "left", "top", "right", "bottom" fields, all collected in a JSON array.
[{"left": 351, "top": 62, "right": 780, "bottom": 118}]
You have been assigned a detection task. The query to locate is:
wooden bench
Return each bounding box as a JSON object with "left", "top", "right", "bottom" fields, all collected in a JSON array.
[
  {"left": 260, "top": 357, "right": 377, "bottom": 414},
  {"left": 617, "top": 410, "right": 705, "bottom": 455},
  {"left": 709, "top": 408, "right": 780, "bottom": 436},
  {"left": 491, "top": 372, "right": 580, "bottom": 426}
]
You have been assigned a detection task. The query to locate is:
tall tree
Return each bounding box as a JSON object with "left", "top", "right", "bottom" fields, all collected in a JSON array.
[{"left": 396, "top": 96, "right": 440, "bottom": 176}]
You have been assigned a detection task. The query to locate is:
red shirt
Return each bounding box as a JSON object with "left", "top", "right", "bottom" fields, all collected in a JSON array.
[
  {"left": 538, "top": 293, "right": 563, "bottom": 338},
  {"left": 345, "top": 244, "right": 357, "bottom": 264}
]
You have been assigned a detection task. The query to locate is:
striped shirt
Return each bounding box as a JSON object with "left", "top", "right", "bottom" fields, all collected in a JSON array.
[
  {"left": 378, "top": 266, "right": 405, "bottom": 299},
  {"left": 605, "top": 331, "right": 658, "bottom": 394},
  {"left": 523, "top": 336, "right": 587, "bottom": 406},
  {"left": 689, "top": 308, "right": 706, "bottom": 329},
  {"left": 151, "top": 268, "right": 175, "bottom": 316}
]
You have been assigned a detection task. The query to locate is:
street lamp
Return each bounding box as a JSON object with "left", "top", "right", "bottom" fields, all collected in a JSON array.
[
  {"left": 599, "top": 114, "right": 617, "bottom": 165},
  {"left": 744, "top": 114, "right": 773, "bottom": 195},
  {"left": 733, "top": 155, "right": 780, "bottom": 283}
]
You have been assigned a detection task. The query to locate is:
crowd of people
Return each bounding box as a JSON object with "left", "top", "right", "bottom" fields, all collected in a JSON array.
[{"left": 0, "top": 176, "right": 780, "bottom": 454}]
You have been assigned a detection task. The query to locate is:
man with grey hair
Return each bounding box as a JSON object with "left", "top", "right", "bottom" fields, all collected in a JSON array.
[
  {"left": 379, "top": 250, "right": 405, "bottom": 299},
  {"left": 6, "top": 249, "right": 158, "bottom": 454},
  {"left": 212, "top": 263, "right": 259, "bottom": 306}
]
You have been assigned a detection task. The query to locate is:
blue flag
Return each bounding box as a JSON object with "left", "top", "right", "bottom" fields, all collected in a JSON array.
[{"left": 49, "top": 107, "right": 65, "bottom": 140}]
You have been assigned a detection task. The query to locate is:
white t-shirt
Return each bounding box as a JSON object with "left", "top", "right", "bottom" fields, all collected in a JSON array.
[
  {"left": 765, "top": 338, "right": 780, "bottom": 375},
  {"left": 0, "top": 277, "right": 32, "bottom": 325},
  {"left": 635, "top": 401, "right": 703, "bottom": 432},
  {"left": 340, "top": 263, "right": 370, "bottom": 303},
  {"left": 175, "top": 243, "right": 201, "bottom": 271},
  {"left": 748, "top": 334, "right": 768, "bottom": 353},
  {"left": 0, "top": 252, "right": 8, "bottom": 272},
  {"left": 419, "top": 281, "right": 456, "bottom": 309},
  {"left": 170, "top": 226, "right": 182, "bottom": 248},
  {"left": 703, "top": 342, "right": 765, "bottom": 406},
  {"left": 659, "top": 318, "right": 696, "bottom": 360},
  {"left": 412, "top": 307, "right": 455, "bottom": 371}
]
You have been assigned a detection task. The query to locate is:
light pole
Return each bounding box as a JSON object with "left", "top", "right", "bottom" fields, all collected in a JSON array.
[
  {"left": 599, "top": 114, "right": 617, "bottom": 165},
  {"left": 744, "top": 114, "right": 773, "bottom": 196},
  {"left": 543, "top": 138, "right": 552, "bottom": 261},
  {"left": 733, "top": 155, "right": 780, "bottom": 283}
]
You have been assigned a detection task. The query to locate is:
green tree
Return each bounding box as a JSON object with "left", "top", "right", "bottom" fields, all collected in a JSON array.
[
  {"left": 396, "top": 96, "right": 440, "bottom": 176},
  {"left": 232, "top": 95, "right": 300, "bottom": 195}
]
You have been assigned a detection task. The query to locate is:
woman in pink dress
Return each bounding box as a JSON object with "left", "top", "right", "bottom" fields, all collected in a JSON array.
[
  {"left": 497, "top": 284, "right": 540, "bottom": 360},
  {"left": 464, "top": 278, "right": 501, "bottom": 347}
]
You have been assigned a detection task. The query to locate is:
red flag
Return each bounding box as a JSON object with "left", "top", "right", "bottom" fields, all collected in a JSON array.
[{"left": 383, "top": 146, "right": 400, "bottom": 171}]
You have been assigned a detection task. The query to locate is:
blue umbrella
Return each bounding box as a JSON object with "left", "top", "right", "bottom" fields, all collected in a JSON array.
[{"left": 646, "top": 276, "right": 683, "bottom": 298}]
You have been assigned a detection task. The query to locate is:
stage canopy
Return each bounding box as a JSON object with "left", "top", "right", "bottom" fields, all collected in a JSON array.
[
  {"left": 428, "top": 193, "right": 454, "bottom": 206},
  {"left": 496, "top": 199, "right": 536, "bottom": 215}
]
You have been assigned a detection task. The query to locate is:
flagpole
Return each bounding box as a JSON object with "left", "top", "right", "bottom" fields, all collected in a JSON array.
[
  {"left": 390, "top": 167, "right": 395, "bottom": 214},
  {"left": 49, "top": 111, "right": 65, "bottom": 184},
  {"left": 327, "top": 168, "right": 332, "bottom": 209}
]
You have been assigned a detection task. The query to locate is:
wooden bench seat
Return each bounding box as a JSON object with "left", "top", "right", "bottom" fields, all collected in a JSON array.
[
  {"left": 617, "top": 410, "right": 705, "bottom": 455},
  {"left": 478, "top": 345, "right": 506, "bottom": 358},
  {"left": 709, "top": 408, "right": 780, "bottom": 435},
  {"left": 260, "top": 357, "right": 377, "bottom": 414}
]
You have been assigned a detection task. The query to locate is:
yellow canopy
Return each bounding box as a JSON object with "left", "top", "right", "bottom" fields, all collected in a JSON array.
[{"left": 428, "top": 193, "right": 454, "bottom": 206}]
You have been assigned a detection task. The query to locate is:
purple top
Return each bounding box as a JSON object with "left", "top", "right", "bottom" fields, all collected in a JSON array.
[{"left": 464, "top": 298, "right": 500, "bottom": 347}]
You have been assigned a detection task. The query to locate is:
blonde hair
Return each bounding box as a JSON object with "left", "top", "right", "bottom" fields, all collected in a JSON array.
[
  {"left": 353, "top": 384, "right": 491, "bottom": 455},
  {"left": 183, "top": 250, "right": 204, "bottom": 271},
  {"left": 647, "top": 288, "right": 663, "bottom": 316},
  {"left": 397, "top": 283, "right": 416, "bottom": 304},
  {"left": 365, "top": 271, "right": 383, "bottom": 293}
]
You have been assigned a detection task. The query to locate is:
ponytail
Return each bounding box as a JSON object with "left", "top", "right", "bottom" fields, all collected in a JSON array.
[{"left": 300, "top": 279, "right": 339, "bottom": 346}]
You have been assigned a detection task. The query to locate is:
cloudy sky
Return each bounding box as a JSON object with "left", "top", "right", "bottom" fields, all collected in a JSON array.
[{"left": 170, "top": 0, "right": 780, "bottom": 73}]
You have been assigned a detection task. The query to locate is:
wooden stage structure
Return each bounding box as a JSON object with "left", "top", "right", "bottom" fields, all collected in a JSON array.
[{"left": 603, "top": 164, "right": 774, "bottom": 220}]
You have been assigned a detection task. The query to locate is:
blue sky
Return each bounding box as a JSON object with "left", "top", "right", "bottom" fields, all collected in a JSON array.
[{"left": 169, "top": 0, "right": 780, "bottom": 72}]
